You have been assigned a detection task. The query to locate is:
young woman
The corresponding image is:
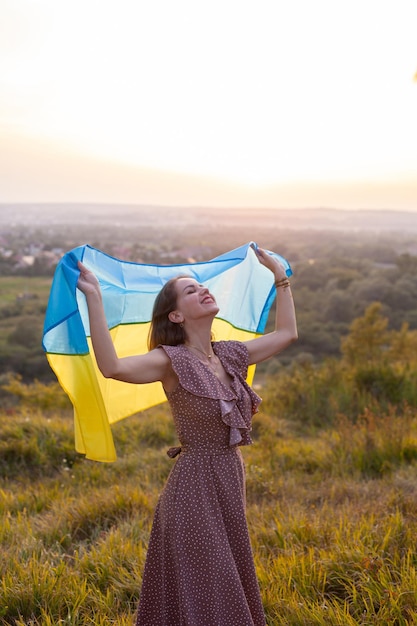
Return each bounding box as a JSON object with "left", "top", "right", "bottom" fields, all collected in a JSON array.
[{"left": 77, "top": 246, "right": 297, "bottom": 626}]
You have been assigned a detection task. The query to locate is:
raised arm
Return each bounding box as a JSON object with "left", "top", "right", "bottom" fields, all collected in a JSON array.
[
  {"left": 77, "top": 262, "right": 172, "bottom": 385},
  {"left": 244, "top": 248, "right": 298, "bottom": 365}
]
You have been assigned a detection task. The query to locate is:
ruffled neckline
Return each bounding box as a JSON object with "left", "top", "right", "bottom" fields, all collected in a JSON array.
[
  {"left": 163, "top": 342, "right": 261, "bottom": 447},
  {"left": 185, "top": 343, "right": 235, "bottom": 391}
]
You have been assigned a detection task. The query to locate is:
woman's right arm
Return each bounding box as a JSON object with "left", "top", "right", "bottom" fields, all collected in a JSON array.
[{"left": 77, "top": 262, "right": 172, "bottom": 385}]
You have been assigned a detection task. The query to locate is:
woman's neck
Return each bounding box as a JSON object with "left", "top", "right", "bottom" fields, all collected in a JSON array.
[{"left": 184, "top": 327, "right": 213, "bottom": 357}]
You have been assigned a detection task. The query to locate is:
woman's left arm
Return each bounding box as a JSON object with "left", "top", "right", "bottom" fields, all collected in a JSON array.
[{"left": 244, "top": 247, "right": 298, "bottom": 365}]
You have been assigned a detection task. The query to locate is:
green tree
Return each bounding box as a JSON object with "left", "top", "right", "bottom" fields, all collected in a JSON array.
[
  {"left": 341, "top": 302, "right": 389, "bottom": 366},
  {"left": 388, "top": 322, "right": 417, "bottom": 365},
  {"left": 395, "top": 253, "right": 417, "bottom": 274}
]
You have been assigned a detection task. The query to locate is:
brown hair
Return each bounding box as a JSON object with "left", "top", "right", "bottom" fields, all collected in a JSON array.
[{"left": 147, "top": 275, "right": 190, "bottom": 350}]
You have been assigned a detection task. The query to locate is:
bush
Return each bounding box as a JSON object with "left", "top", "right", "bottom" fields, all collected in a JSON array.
[
  {"left": 1, "top": 374, "right": 70, "bottom": 411},
  {"left": 328, "top": 406, "right": 417, "bottom": 477},
  {"left": 354, "top": 366, "right": 406, "bottom": 404}
]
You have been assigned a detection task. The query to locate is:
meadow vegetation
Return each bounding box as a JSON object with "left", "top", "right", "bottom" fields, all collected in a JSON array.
[{"left": 1, "top": 304, "right": 417, "bottom": 625}]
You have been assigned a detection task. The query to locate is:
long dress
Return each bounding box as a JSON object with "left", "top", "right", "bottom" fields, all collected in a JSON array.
[{"left": 135, "top": 341, "right": 266, "bottom": 626}]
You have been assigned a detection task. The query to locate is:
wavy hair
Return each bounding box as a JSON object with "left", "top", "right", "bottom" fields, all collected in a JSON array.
[{"left": 147, "top": 275, "right": 190, "bottom": 350}]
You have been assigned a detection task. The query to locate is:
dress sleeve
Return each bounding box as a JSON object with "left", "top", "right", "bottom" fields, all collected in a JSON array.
[{"left": 214, "top": 341, "right": 249, "bottom": 378}]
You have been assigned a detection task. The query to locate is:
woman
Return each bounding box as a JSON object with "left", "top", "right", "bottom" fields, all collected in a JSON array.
[{"left": 77, "top": 246, "right": 297, "bottom": 626}]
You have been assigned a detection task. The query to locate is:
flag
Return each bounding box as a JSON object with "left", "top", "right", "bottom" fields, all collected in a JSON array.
[{"left": 43, "top": 242, "right": 291, "bottom": 462}]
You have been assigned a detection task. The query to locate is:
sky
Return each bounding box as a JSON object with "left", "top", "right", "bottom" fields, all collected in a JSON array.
[{"left": 1, "top": 0, "right": 416, "bottom": 210}]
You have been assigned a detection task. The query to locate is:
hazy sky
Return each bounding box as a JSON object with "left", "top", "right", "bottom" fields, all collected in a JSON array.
[{"left": 1, "top": 0, "right": 416, "bottom": 209}]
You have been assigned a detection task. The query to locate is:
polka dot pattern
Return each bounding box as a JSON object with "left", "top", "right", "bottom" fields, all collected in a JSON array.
[{"left": 135, "top": 342, "right": 265, "bottom": 626}]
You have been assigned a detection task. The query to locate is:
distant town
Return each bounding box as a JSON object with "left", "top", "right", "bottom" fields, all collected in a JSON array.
[{"left": 1, "top": 203, "right": 417, "bottom": 276}]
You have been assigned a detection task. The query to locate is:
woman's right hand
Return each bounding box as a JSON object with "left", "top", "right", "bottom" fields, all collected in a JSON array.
[{"left": 77, "top": 261, "right": 101, "bottom": 297}]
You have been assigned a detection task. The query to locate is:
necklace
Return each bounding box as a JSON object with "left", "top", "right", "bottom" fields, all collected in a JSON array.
[
  {"left": 185, "top": 343, "right": 222, "bottom": 378},
  {"left": 186, "top": 343, "right": 213, "bottom": 359}
]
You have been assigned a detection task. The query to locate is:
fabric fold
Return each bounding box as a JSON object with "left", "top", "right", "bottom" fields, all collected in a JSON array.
[
  {"left": 165, "top": 342, "right": 261, "bottom": 448},
  {"left": 219, "top": 398, "right": 247, "bottom": 446}
]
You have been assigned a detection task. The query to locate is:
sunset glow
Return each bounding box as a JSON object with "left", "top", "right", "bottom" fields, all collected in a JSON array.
[{"left": 1, "top": 0, "right": 416, "bottom": 208}]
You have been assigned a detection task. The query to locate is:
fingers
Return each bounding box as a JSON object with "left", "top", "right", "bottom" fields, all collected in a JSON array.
[
  {"left": 76, "top": 261, "right": 100, "bottom": 295},
  {"left": 77, "top": 261, "right": 93, "bottom": 279},
  {"left": 255, "top": 247, "right": 287, "bottom": 278},
  {"left": 254, "top": 246, "right": 268, "bottom": 261},
  {"left": 255, "top": 247, "right": 273, "bottom": 267},
  {"left": 76, "top": 261, "right": 92, "bottom": 290}
]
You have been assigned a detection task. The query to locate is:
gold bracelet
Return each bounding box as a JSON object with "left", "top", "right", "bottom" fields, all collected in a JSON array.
[
  {"left": 275, "top": 279, "right": 291, "bottom": 289},
  {"left": 274, "top": 276, "right": 287, "bottom": 285}
]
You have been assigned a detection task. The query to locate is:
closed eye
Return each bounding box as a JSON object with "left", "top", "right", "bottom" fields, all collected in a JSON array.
[{"left": 182, "top": 282, "right": 203, "bottom": 295}]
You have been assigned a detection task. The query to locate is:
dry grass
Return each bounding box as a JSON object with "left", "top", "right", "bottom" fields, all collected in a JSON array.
[{"left": 1, "top": 400, "right": 417, "bottom": 625}]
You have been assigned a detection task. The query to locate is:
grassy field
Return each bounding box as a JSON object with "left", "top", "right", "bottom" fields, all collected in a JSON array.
[
  {"left": 1, "top": 368, "right": 417, "bottom": 626},
  {"left": 0, "top": 276, "right": 50, "bottom": 354},
  {"left": 0, "top": 276, "right": 51, "bottom": 300}
]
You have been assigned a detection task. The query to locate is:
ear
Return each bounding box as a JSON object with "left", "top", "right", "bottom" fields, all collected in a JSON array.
[{"left": 168, "top": 310, "right": 184, "bottom": 324}]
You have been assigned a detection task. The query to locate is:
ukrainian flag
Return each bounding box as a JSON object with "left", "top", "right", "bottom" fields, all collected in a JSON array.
[{"left": 43, "top": 242, "right": 291, "bottom": 462}]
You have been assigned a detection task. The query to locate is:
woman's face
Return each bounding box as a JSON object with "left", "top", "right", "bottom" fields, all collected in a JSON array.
[{"left": 172, "top": 277, "right": 219, "bottom": 323}]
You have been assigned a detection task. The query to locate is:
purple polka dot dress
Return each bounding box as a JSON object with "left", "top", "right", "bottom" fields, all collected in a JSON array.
[{"left": 135, "top": 341, "right": 266, "bottom": 626}]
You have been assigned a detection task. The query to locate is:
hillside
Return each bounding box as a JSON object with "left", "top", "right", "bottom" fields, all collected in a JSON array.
[{"left": 1, "top": 203, "right": 417, "bottom": 232}]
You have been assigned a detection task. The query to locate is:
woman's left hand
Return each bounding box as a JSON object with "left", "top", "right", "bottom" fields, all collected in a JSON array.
[{"left": 254, "top": 247, "right": 287, "bottom": 280}]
